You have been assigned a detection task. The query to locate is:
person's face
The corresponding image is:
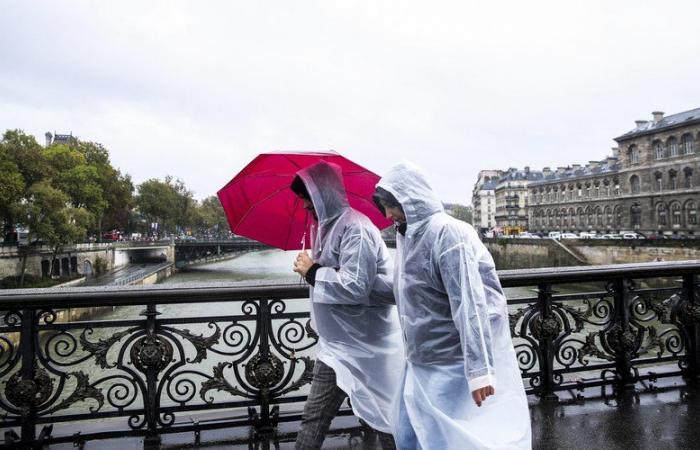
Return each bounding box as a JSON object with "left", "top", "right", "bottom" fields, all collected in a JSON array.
[
  {"left": 299, "top": 195, "right": 317, "bottom": 220},
  {"left": 381, "top": 200, "right": 406, "bottom": 223}
]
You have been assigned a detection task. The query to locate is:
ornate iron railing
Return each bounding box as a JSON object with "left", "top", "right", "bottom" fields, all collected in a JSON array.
[{"left": 1, "top": 260, "right": 700, "bottom": 448}]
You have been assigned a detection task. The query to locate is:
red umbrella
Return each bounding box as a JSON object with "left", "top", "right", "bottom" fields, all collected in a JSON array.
[{"left": 217, "top": 151, "right": 391, "bottom": 250}]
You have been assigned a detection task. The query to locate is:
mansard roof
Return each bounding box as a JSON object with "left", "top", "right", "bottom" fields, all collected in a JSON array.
[{"left": 615, "top": 107, "right": 700, "bottom": 141}]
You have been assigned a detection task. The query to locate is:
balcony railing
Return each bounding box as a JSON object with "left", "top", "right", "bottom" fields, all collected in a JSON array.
[{"left": 1, "top": 260, "right": 700, "bottom": 447}]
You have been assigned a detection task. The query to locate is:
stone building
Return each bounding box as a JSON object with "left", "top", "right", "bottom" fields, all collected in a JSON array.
[
  {"left": 472, "top": 170, "right": 501, "bottom": 232},
  {"left": 494, "top": 167, "right": 543, "bottom": 232},
  {"left": 44, "top": 131, "right": 73, "bottom": 147},
  {"left": 528, "top": 108, "right": 700, "bottom": 237}
]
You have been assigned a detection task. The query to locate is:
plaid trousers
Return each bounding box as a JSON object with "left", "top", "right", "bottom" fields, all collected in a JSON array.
[{"left": 294, "top": 359, "right": 397, "bottom": 450}]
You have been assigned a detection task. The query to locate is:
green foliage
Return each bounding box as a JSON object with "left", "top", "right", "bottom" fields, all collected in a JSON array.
[
  {"left": 94, "top": 256, "right": 107, "bottom": 275},
  {"left": 1, "top": 129, "right": 134, "bottom": 247},
  {"left": 0, "top": 130, "right": 46, "bottom": 187},
  {"left": 445, "top": 203, "right": 473, "bottom": 224},
  {"left": 0, "top": 148, "right": 25, "bottom": 221},
  {"left": 1, "top": 274, "right": 62, "bottom": 289},
  {"left": 136, "top": 176, "right": 197, "bottom": 235},
  {"left": 1, "top": 128, "right": 236, "bottom": 247},
  {"left": 24, "top": 181, "right": 92, "bottom": 249},
  {"left": 195, "top": 195, "right": 228, "bottom": 235}
]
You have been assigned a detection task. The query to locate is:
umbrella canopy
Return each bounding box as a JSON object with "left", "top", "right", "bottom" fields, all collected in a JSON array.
[{"left": 217, "top": 151, "right": 391, "bottom": 250}]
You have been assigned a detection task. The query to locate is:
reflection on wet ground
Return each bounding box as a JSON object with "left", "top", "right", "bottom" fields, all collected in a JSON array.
[{"left": 45, "top": 383, "right": 700, "bottom": 449}]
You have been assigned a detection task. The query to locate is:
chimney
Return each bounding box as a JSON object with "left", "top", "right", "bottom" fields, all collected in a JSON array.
[
  {"left": 635, "top": 120, "right": 649, "bottom": 128},
  {"left": 652, "top": 111, "right": 664, "bottom": 123},
  {"left": 611, "top": 147, "right": 619, "bottom": 158},
  {"left": 542, "top": 167, "right": 552, "bottom": 176},
  {"left": 588, "top": 160, "right": 601, "bottom": 169},
  {"left": 572, "top": 164, "right": 582, "bottom": 171},
  {"left": 556, "top": 166, "right": 566, "bottom": 176},
  {"left": 524, "top": 166, "right": 530, "bottom": 173},
  {"left": 45, "top": 132, "right": 52, "bottom": 147}
]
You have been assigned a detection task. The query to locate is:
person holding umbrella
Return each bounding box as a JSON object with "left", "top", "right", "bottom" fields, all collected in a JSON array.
[
  {"left": 291, "top": 160, "right": 402, "bottom": 450},
  {"left": 372, "top": 161, "right": 531, "bottom": 449}
]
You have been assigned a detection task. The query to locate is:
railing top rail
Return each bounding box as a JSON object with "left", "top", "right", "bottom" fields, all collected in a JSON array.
[
  {"left": 497, "top": 259, "right": 700, "bottom": 286},
  {"left": 1, "top": 260, "right": 699, "bottom": 308}
]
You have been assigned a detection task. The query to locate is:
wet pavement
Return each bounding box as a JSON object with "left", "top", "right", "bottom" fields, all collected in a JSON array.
[{"left": 40, "top": 383, "right": 700, "bottom": 450}]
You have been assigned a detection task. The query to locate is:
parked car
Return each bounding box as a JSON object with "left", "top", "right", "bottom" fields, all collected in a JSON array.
[
  {"left": 601, "top": 233, "right": 622, "bottom": 239},
  {"left": 579, "top": 232, "right": 597, "bottom": 239},
  {"left": 548, "top": 232, "right": 561, "bottom": 240},
  {"left": 622, "top": 232, "right": 645, "bottom": 239},
  {"left": 517, "top": 232, "right": 541, "bottom": 239},
  {"left": 561, "top": 233, "right": 579, "bottom": 239},
  {"left": 103, "top": 230, "right": 123, "bottom": 241}
]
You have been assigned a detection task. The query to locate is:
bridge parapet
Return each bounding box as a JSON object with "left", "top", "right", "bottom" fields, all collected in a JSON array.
[{"left": 2, "top": 260, "right": 699, "bottom": 447}]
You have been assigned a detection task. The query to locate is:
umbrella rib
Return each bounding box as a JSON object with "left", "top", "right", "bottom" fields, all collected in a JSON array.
[
  {"left": 284, "top": 155, "right": 303, "bottom": 170},
  {"left": 284, "top": 195, "right": 302, "bottom": 249},
  {"left": 233, "top": 185, "right": 292, "bottom": 230}
]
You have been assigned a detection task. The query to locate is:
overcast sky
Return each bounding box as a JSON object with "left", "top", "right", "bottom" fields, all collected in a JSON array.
[{"left": 2, "top": 1, "right": 699, "bottom": 203}]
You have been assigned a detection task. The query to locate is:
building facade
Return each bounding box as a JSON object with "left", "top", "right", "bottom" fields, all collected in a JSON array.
[
  {"left": 528, "top": 108, "right": 700, "bottom": 237},
  {"left": 494, "top": 167, "right": 543, "bottom": 232},
  {"left": 472, "top": 170, "right": 501, "bottom": 231}
]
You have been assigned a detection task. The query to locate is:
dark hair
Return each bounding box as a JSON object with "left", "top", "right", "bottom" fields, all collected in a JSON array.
[
  {"left": 372, "top": 186, "right": 402, "bottom": 216},
  {"left": 291, "top": 175, "right": 310, "bottom": 200}
]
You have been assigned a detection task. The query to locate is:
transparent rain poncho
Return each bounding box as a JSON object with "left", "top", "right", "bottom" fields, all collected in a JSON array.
[
  {"left": 377, "top": 161, "right": 531, "bottom": 449},
  {"left": 296, "top": 161, "right": 403, "bottom": 434}
]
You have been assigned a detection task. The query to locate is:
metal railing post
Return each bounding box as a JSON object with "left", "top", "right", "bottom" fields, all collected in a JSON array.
[
  {"left": 536, "top": 283, "right": 559, "bottom": 402},
  {"left": 682, "top": 274, "right": 700, "bottom": 383}
]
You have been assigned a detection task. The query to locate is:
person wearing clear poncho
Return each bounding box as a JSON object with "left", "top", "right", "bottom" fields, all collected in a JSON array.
[
  {"left": 373, "top": 161, "right": 531, "bottom": 450},
  {"left": 291, "top": 161, "right": 404, "bottom": 449}
]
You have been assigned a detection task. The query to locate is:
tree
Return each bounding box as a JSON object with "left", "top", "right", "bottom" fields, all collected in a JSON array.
[
  {"left": 1, "top": 129, "right": 132, "bottom": 285},
  {"left": 195, "top": 196, "right": 228, "bottom": 237},
  {"left": 136, "top": 176, "right": 197, "bottom": 236},
  {"left": 69, "top": 140, "right": 134, "bottom": 235},
  {"left": 19, "top": 181, "right": 91, "bottom": 284},
  {"left": 445, "top": 203, "right": 473, "bottom": 224},
  {"left": 0, "top": 130, "right": 45, "bottom": 234},
  {"left": 0, "top": 147, "right": 25, "bottom": 236}
]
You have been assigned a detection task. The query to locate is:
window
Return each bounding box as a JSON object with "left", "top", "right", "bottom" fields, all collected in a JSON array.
[
  {"left": 628, "top": 145, "right": 640, "bottom": 164},
  {"left": 655, "top": 172, "right": 663, "bottom": 191},
  {"left": 654, "top": 141, "right": 665, "bottom": 160},
  {"left": 672, "top": 203, "right": 682, "bottom": 226},
  {"left": 668, "top": 137, "right": 679, "bottom": 157},
  {"left": 657, "top": 204, "right": 667, "bottom": 226},
  {"left": 631, "top": 203, "right": 642, "bottom": 228},
  {"left": 682, "top": 134, "right": 695, "bottom": 154},
  {"left": 684, "top": 168, "right": 693, "bottom": 188},
  {"left": 614, "top": 206, "right": 622, "bottom": 227},
  {"left": 630, "top": 175, "right": 641, "bottom": 194},
  {"left": 669, "top": 170, "right": 677, "bottom": 190},
  {"left": 687, "top": 202, "right": 697, "bottom": 225}
]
